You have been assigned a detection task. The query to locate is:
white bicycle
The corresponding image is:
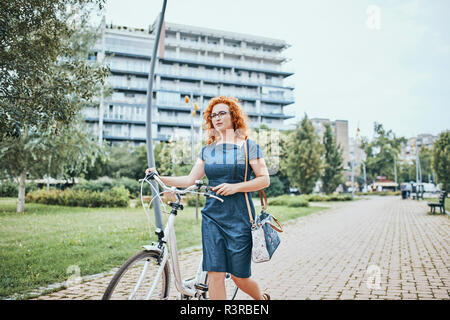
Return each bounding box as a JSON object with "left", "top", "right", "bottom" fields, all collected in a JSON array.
[{"left": 102, "top": 171, "right": 239, "bottom": 300}]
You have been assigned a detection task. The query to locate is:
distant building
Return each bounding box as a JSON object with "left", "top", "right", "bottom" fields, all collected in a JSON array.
[
  {"left": 311, "top": 118, "right": 350, "bottom": 170},
  {"left": 399, "top": 133, "right": 437, "bottom": 164},
  {"left": 86, "top": 19, "right": 295, "bottom": 146}
]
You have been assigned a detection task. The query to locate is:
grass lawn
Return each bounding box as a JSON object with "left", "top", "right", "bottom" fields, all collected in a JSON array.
[{"left": 0, "top": 197, "right": 326, "bottom": 299}]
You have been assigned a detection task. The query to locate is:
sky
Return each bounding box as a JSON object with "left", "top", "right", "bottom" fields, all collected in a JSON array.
[{"left": 101, "top": 0, "right": 450, "bottom": 140}]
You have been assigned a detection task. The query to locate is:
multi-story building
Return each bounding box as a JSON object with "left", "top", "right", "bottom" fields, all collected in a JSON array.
[
  {"left": 399, "top": 133, "right": 437, "bottom": 164},
  {"left": 311, "top": 118, "right": 350, "bottom": 170},
  {"left": 85, "top": 20, "right": 295, "bottom": 146}
]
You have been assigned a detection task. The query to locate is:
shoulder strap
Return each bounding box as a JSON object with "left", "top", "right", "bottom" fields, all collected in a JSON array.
[{"left": 243, "top": 138, "right": 268, "bottom": 227}]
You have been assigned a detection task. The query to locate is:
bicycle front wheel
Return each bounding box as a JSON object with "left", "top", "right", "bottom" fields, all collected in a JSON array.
[{"left": 102, "top": 250, "right": 170, "bottom": 300}]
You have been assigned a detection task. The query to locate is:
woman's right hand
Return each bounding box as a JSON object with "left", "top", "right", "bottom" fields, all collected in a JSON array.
[{"left": 145, "top": 167, "right": 159, "bottom": 176}]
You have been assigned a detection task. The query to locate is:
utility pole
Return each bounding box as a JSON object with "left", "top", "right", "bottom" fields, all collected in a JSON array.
[
  {"left": 98, "top": 16, "right": 106, "bottom": 145},
  {"left": 145, "top": 0, "right": 167, "bottom": 230},
  {"left": 363, "top": 161, "right": 367, "bottom": 192},
  {"left": 394, "top": 155, "right": 397, "bottom": 191}
]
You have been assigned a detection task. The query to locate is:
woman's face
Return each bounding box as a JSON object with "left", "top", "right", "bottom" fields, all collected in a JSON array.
[{"left": 210, "top": 103, "right": 233, "bottom": 133}]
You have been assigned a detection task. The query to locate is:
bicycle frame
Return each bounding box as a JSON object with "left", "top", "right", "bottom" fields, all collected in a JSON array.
[{"left": 138, "top": 174, "right": 215, "bottom": 300}]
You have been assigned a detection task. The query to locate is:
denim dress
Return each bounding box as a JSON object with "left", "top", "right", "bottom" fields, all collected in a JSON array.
[{"left": 198, "top": 138, "right": 264, "bottom": 278}]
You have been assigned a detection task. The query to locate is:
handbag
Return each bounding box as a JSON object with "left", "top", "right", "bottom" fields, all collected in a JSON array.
[{"left": 242, "top": 137, "right": 283, "bottom": 263}]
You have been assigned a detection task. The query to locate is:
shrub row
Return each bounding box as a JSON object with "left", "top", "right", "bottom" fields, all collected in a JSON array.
[
  {"left": 268, "top": 195, "right": 309, "bottom": 207},
  {"left": 0, "top": 181, "right": 39, "bottom": 197},
  {"left": 267, "top": 193, "right": 354, "bottom": 207},
  {"left": 302, "top": 194, "right": 353, "bottom": 202},
  {"left": 356, "top": 191, "right": 401, "bottom": 196},
  {"left": 72, "top": 177, "right": 146, "bottom": 199},
  {"left": 185, "top": 194, "right": 206, "bottom": 207},
  {"left": 25, "top": 186, "right": 130, "bottom": 208}
]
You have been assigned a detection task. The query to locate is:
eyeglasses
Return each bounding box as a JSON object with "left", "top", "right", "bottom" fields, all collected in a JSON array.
[{"left": 208, "top": 111, "right": 230, "bottom": 120}]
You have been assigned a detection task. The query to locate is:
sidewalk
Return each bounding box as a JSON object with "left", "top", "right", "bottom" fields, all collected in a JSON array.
[{"left": 33, "top": 196, "right": 449, "bottom": 300}]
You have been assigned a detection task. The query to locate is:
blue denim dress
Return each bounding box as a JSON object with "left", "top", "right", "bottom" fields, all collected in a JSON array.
[{"left": 198, "top": 138, "right": 264, "bottom": 278}]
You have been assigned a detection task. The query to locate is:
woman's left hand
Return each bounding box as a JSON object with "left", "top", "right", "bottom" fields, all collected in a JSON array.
[{"left": 210, "top": 183, "right": 239, "bottom": 196}]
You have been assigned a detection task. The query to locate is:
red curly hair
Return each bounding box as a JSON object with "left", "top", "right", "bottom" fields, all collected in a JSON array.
[{"left": 202, "top": 96, "right": 251, "bottom": 145}]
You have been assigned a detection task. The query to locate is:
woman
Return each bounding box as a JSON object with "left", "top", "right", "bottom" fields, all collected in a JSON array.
[{"left": 146, "top": 96, "right": 270, "bottom": 300}]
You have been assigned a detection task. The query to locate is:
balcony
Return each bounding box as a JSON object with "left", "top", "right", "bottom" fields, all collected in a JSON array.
[
  {"left": 160, "top": 54, "right": 293, "bottom": 77},
  {"left": 164, "top": 38, "right": 286, "bottom": 61}
]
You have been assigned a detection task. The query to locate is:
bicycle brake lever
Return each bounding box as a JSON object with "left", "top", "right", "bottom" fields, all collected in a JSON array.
[{"left": 204, "top": 186, "right": 224, "bottom": 202}]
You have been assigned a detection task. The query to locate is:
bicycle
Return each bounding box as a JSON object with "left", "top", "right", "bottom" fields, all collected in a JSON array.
[{"left": 102, "top": 171, "right": 239, "bottom": 300}]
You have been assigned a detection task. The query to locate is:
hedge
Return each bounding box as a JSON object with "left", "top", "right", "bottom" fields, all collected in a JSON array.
[
  {"left": 72, "top": 177, "right": 151, "bottom": 199},
  {"left": 302, "top": 194, "right": 353, "bottom": 202},
  {"left": 0, "top": 181, "right": 39, "bottom": 197},
  {"left": 268, "top": 195, "right": 309, "bottom": 207},
  {"left": 25, "top": 186, "right": 130, "bottom": 208}
]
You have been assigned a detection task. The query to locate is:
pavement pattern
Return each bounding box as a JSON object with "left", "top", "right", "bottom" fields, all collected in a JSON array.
[{"left": 33, "top": 196, "right": 449, "bottom": 300}]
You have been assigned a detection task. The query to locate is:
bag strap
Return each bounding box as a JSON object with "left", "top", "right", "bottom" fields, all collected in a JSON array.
[
  {"left": 243, "top": 138, "right": 283, "bottom": 232},
  {"left": 243, "top": 138, "right": 268, "bottom": 226},
  {"left": 243, "top": 137, "right": 255, "bottom": 227}
]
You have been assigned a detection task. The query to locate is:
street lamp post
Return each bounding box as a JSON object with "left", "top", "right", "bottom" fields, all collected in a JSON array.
[
  {"left": 184, "top": 94, "right": 200, "bottom": 221},
  {"left": 145, "top": 0, "right": 167, "bottom": 230},
  {"left": 394, "top": 155, "right": 397, "bottom": 191},
  {"left": 98, "top": 16, "right": 106, "bottom": 145}
]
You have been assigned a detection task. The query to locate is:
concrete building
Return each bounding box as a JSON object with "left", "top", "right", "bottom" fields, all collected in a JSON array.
[
  {"left": 85, "top": 20, "right": 295, "bottom": 146},
  {"left": 311, "top": 118, "right": 350, "bottom": 170},
  {"left": 399, "top": 133, "right": 437, "bottom": 164}
]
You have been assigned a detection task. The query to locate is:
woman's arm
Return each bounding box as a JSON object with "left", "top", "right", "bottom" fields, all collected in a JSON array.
[
  {"left": 235, "top": 158, "right": 270, "bottom": 192},
  {"left": 157, "top": 158, "right": 206, "bottom": 188}
]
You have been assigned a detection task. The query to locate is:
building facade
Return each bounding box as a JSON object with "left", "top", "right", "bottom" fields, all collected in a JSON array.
[
  {"left": 399, "top": 133, "right": 437, "bottom": 164},
  {"left": 85, "top": 20, "right": 295, "bottom": 146},
  {"left": 311, "top": 118, "right": 350, "bottom": 170}
]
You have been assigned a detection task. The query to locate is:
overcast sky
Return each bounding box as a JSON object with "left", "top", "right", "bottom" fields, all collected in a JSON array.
[{"left": 102, "top": 0, "right": 449, "bottom": 140}]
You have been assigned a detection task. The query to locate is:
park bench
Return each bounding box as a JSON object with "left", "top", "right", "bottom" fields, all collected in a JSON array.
[{"left": 427, "top": 191, "right": 447, "bottom": 214}]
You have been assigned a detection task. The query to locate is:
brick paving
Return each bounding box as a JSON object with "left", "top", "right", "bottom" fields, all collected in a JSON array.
[{"left": 33, "top": 196, "right": 449, "bottom": 300}]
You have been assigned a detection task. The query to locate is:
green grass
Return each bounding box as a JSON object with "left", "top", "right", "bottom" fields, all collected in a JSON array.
[{"left": 0, "top": 197, "right": 325, "bottom": 299}]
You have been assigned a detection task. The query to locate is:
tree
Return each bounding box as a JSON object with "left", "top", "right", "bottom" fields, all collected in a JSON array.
[
  {"left": 0, "top": 0, "right": 107, "bottom": 138},
  {"left": 286, "top": 114, "right": 323, "bottom": 194},
  {"left": 0, "top": 0, "right": 108, "bottom": 212},
  {"left": 0, "top": 116, "right": 101, "bottom": 212},
  {"left": 432, "top": 131, "right": 450, "bottom": 191},
  {"left": 277, "top": 129, "right": 294, "bottom": 194},
  {"left": 360, "top": 122, "right": 407, "bottom": 182},
  {"left": 321, "top": 123, "right": 344, "bottom": 194}
]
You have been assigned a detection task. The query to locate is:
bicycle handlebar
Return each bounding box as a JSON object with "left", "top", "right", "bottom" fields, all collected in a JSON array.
[{"left": 140, "top": 172, "right": 224, "bottom": 203}]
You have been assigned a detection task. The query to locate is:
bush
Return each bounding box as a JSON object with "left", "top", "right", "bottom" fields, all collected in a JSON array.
[
  {"left": 355, "top": 191, "right": 400, "bottom": 196},
  {"left": 0, "top": 181, "right": 18, "bottom": 197},
  {"left": 264, "top": 176, "right": 285, "bottom": 198},
  {"left": 0, "top": 180, "right": 39, "bottom": 197},
  {"left": 303, "top": 194, "right": 353, "bottom": 202},
  {"left": 185, "top": 194, "right": 206, "bottom": 207},
  {"left": 26, "top": 186, "right": 130, "bottom": 208},
  {"left": 72, "top": 177, "right": 148, "bottom": 199},
  {"left": 268, "top": 195, "right": 309, "bottom": 207}
]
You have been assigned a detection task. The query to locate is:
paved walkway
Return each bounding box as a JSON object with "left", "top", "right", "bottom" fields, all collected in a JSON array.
[{"left": 33, "top": 196, "right": 449, "bottom": 300}]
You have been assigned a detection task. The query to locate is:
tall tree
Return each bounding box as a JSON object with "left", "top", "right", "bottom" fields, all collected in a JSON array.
[
  {"left": 432, "top": 131, "right": 450, "bottom": 191},
  {"left": 0, "top": 0, "right": 107, "bottom": 138},
  {"left": 0, "top": 0, "right": 108, "bottom": 212},
  {"left": 321, "top": 123, "right": 344, "bottom": 194},
  {"left": 286, "top": 114, "right": 323, "bottom": 194},
  {"left": 360, "top": 122, "right": 407, "bottom": 182}
]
